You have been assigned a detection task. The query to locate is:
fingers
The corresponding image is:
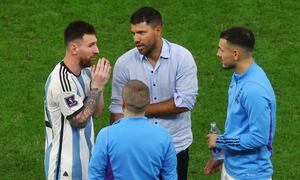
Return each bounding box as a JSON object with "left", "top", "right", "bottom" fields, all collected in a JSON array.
[
  {"left": 204, "top": 158, "right": 223, "bottom": 175},
  {"left": 94, "top": 58, "right": 111, "bottom": 74}
]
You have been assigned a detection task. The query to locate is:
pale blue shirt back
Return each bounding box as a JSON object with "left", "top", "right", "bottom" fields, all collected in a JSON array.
[{"left": 109, "top": 39, "right": 198, "bottom": 153}]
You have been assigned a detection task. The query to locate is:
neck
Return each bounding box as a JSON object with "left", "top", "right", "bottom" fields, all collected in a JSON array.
[
  {"left": 123, "top": 109, "right": 145, "bottom": 118},
  {"left": 147, "top": 38, "right": 163, "bottom": 63},
  {"left": 235, "top": 56, "right": 254, "bottom": 74},
  {"left": 63, "top": 52, "right": 81, "bottom": 76}
]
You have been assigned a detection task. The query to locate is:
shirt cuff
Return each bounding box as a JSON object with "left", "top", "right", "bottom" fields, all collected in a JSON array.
[
  {"left": 109, "top": 103, "right": 123, "bottom": 114},
  {"left": 174, "top": 92, "right": 193, "bottom": 110}
]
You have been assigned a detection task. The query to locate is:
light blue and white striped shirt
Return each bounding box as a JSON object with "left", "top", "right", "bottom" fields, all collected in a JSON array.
[
  {"left": 109, "top": 39, "right": 198, "bottom": 153},
  {"left": 44, "top": 61, "right": 94, "bottom": 180}
]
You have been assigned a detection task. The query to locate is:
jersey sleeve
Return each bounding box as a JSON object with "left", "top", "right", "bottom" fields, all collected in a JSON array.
[
  {"left": 88, "top": 127, "right": 109, "bottom": 179},
  {"left": 161, "top": 132, "right": 178, "bottom": 180},
  {"left": 56, "top": 76, "right": 84, "bottom": 119},
  {"left": 216, "top": 84, "right": 272, "bottom": 151}
]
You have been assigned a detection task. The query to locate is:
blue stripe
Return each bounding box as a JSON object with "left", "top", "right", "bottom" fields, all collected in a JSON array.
[
  {"left": 84, "top": 68, "right": 92, "bottom": 79},
  {"left": 105, "top": 157, "right": 115, "bottom": 180},
  {"left": 44, "top": 144, "right": 52, "bottom": 179},
  {"left": 267, "top": 112, "right": 273, "bottom": 153},
  {"left": 45, "top": 75, "right": 52, "bottom": 125},
  {"left": 77, "top": 75, "right": 86, "bottom": 97},
  {"left": 44, "top": 75, "right": 52, "bottom": 178},
  {"left": 84, "top": 119, "right": 93, "bottom": 158},
  {"left": 72, "top": 127, "right": 82, "bottom": 179}
]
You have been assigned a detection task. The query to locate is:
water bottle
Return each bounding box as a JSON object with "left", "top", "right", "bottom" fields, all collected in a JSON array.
[{"left": 210, "top": 122, "right": 224, "bottom": 160}]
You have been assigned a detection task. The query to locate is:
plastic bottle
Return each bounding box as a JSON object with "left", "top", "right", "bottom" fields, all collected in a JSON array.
[{"left": 210, "top": 122, "right": 224, "bottom": 160}]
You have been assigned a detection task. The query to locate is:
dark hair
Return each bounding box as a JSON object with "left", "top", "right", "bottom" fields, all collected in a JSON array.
[
  {"left": 64, "top": 20, "right": 96, "bottom": 46},
  {"left": 130, "top": 7, "right": 162, "bottom": 27},
  {"left": 122, "top": 80, "right": 150, "bottom": 113},
  {"left": 220, "top": 27, "right": 255, "bottom": 52}
]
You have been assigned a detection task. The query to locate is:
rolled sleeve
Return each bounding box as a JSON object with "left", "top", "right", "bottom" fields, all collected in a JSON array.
[{"left": 174, "top": 51, "right": 198, "bottom": 110}]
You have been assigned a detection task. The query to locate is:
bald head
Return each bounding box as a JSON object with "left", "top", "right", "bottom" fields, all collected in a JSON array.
[{"left": 122, "top": 80, "right": 150, "bottom": 113}]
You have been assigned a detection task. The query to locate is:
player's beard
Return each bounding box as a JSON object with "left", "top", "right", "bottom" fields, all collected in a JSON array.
[
  {"left": 222, "top": 64, "right": 235, "bottom": 70},
  {"left": 137, "top": 39, "right": 156, "bottom": 57},
  {"left": 79, "top": 57, "right": 93, "bottom": 68}
]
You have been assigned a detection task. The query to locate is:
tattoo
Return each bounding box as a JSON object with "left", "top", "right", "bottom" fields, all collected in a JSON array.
[{"left": 69, "top": 88, "right": 102, "bottom": 128}]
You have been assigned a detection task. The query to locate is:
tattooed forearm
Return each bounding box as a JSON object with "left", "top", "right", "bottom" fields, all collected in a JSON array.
[{"left": 69, "top": 88, "right": 102, "bottom": 128}]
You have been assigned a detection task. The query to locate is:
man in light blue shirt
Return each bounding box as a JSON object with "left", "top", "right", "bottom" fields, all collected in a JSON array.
[
  {"left": 89, "top": 80, "right": 177, "bottom": 180},
  {"left": 205, "top": 27, "right": 276, "bottom": 180},
  {"left": 109, "top": 7, "right": 198, "bottom": 180}
]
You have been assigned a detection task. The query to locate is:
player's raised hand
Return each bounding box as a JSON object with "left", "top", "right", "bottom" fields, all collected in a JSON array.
[{"left": 91, "top": 57, "right": 111, "bottom": 90}]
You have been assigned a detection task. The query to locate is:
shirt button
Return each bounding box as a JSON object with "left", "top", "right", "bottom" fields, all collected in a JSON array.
[
  {"left": 153, "top": 84, "right": 156, "bottom": 86},
  {"left": 151, "top": 70, "right": 153, "bottom": 73},
  {"left": 154, "top": 122, "right": 158, "bottom": 124},
  {"left": 154, "top": 97, "right": 157, "bottom": 100}
]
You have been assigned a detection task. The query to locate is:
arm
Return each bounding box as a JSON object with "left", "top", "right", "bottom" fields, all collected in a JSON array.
[
  {"left": 145, "top": 98, "right": 188, "bottom": 116},
  {"left": 67, "top": 88, "right": 102, "bottom": 128},
  {"left": 68, "top": 58, "right": 111, "bottom": 128},
  {"left": 88, "top": 128, "right": 109, "bottom": 179},
  {"left": 161, "top": 134, "right": 178, "bottom": 180},
  {"left": 93, "top": 90, "right": 104, "bottom": 118},
  {"left": 203, "top": 158, "right": 223, "bottom": 175},
  {"left": 148, "top": 51, "right": 198, "bottom": 117},
  {"left": 215, "top": 85, "right": 272, "bottom": 151}
]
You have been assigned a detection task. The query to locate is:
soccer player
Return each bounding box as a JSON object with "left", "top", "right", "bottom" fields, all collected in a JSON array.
[
  {"left": 204, "top": 27, "right": 276, "bottom": 180},
  {"left": 109, "top": 7, "right": 198, "bottom": 180},
  {"left": 89, "top": 80, "right": 178, "bottom": 179},
  {"left": 44, "top": 20, "right": 111, "bottom": 180}
]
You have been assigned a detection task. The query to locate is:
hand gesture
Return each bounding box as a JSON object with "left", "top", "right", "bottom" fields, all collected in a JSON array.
[{"left": 91, "top": 58, "right": 111, "bottom": 90}]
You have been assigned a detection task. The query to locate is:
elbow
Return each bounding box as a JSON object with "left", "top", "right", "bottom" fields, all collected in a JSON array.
[{"left": 174, "top": 95, "right": 196, "bottom": 111}]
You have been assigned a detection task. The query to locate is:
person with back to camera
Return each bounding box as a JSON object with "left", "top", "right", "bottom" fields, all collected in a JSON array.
[{"left": 89, "top": 80, "right": 178, "bottom": 180}]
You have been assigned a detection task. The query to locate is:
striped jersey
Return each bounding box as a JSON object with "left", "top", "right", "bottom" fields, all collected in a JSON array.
[{"left": 44, "top": 61, "right": 94, "bottom": 180}]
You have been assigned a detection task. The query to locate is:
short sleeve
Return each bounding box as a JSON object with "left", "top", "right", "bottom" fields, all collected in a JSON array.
[{"left": 57, "top": 79, "right": 84, "bottom": 118}]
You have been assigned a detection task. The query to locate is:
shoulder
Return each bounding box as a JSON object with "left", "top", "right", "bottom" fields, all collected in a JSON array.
[
  {"left": 243, "top": 68, "right": 272, "bottom": 97},
  {"left": 166, "top": 40, "right": 195, "bottom": 67},
  {"left": 115, "top": 48, "right": 139, "bottom": 66},
  {"left": 167, "top": 40, "right": 193, "bottom": 57},
  {"left": 241, "top": 81, "right": 272, "bottom": 105},
  {"left": 47, "top": 62, "right": 76, "bottom": 93},
  {"left": 96, "top": 126, "right": 109, "bottom": 139}
]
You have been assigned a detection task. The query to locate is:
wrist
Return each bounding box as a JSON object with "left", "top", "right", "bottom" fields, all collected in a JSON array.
[{"left": 91, "top": 87, "right": 103, "bottom": 94}]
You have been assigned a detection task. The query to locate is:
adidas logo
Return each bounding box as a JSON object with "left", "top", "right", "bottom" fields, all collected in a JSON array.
[{"left": 63, "top": 171, "right": 69, "bottom": 177}]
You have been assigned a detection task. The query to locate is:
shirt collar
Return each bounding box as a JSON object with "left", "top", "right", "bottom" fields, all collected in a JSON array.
[
  {"left": 113, "top": 116, "right": 148, "bottom": 125},
  {"left": 233, "top": 60, "right": 257, "bottom": 81},
  {"left": 138, "top": 38, "right": 171, "bottom": 61}
]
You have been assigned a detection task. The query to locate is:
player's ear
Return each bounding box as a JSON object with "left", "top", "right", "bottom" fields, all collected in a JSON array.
[
  {"left": 233, "top": 49, "right": 241, "bottom": 61},
  {"left": 121, "top": 98, "right": 126, "bottom": 111},
  {"left": 155, "top": 25, "right": 162, "bottom": 36},
  {"left": 69, "top": 42, "right": 78, "bottom": 55}
]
